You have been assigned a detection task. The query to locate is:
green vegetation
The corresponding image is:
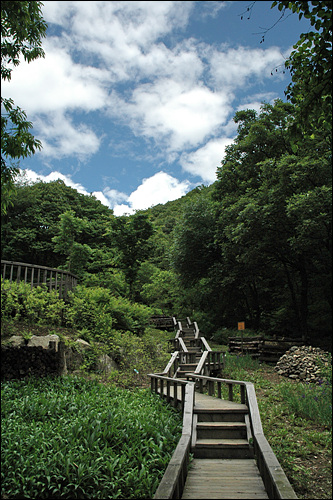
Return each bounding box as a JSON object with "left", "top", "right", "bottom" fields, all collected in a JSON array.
[
  {"left": 1, "top": 279, "right": 172, "bottom": 388},
  {"left": 222, "top": 353, "right": 332, "bottom": 499},
  {"left": 1, "top": 1, "right": 47, "bottom": 214},
  {"left": 1, "top": 376, "right": 182, "bottom": 499}
]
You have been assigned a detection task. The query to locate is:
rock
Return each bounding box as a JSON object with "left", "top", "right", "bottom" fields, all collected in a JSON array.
[
  {"left": 75, "top": 339, "right": 91, "bottom": 349},
  {"left": 275, "top": 345, "right": 331, "bottom": 384},
  {"left": 7, "top": 335, "right": 25, "bottom": 347},
  {"left": 96, "top": 354, "right": 119, "bottom": 374},
  {"left": 27, "top": 334, "right": 60, "bottom": 351}
]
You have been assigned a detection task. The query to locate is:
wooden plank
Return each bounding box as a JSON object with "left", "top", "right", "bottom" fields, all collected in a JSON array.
[{"left": 182, "top": 459, "right": 268, "bottom": 499}]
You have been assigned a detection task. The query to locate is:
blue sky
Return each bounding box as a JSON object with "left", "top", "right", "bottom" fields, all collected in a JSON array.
[{"left": 2, "top": 1, "right": 311, "bottom": 215}]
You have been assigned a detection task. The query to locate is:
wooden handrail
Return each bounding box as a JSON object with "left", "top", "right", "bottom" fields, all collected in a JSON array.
[
  {"left": 193, "top": 321, "right": 200, "bottom": 339},
  {"left": 1, "top": 260, "right": 78, "bottom": 299},
  {"left": 148, "top": 374, "right": 195, "bottom": 499},
  {"left": 184, "top": 373, "right": 297, "bottom": 499},
  {"left": 178, "top": 337, "right": 188, "bottom": 353},
  {"left": 200, "top": 337, "right": 212, "bottom": 352},
  {"left": 160, "top": 351, "right": 179, "bottom": 378}
]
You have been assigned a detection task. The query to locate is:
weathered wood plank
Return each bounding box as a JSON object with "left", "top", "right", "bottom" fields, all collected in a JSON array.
[{"left": 181, "top": 459, "right": 269, "bottom": 499}]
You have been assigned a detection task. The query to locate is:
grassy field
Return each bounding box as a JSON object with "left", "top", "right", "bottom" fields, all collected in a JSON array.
[{"left": 221, "top": 353, "right": 332, "bottom": 500}]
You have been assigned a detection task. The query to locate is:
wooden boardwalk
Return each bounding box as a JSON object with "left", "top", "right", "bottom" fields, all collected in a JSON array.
[
  {"left": 160, "top": 388, "right": 268, "bottom": 499},
  {"left": 182, "top": 459, "right": 268, "bottom": 499},
  {"left": 151, "top": 317, "right": 297, "bottom": 500},
  {"left": 183, "top": 393, "right": 268, "bottom": 499}
]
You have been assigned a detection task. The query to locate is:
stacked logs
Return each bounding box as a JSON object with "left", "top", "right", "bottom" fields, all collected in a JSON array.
[{"left": 275, "top": 345, "right": 331, "bottom": 383}]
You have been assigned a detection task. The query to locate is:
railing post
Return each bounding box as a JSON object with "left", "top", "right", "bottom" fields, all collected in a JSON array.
[
  {"left": 173, "top": 381, "right": 178, "bottom": 408},
  {"left": 240, "top": 385, "right": 246, "bottom": 404},
  {"left": 228, "top": 383, "right": 233, "bottom": 401}
]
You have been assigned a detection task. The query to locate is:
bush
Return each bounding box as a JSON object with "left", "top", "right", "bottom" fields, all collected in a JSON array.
[
  {"left": 63, "top": 285, "right": 155, "bottom": 341},
  {"left": 1, "top": 280, "right": 65, "bottom": 326}
]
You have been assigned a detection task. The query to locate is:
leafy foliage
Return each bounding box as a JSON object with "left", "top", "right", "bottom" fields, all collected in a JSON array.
[
  {"left": 1, "top": 1, "right": 47, "bottom": 213},
  {"left": 272, "top": 1, "right": 332, "bottom": 138},
  {"left": 1, "top": 376, "right": 182, "bottom": 499}
]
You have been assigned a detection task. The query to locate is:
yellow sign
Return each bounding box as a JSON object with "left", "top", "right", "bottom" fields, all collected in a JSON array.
[{"left": 238, "top": 322, "right": 245, "bottom": 330}]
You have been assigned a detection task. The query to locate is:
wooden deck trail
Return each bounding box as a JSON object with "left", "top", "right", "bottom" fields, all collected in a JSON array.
[
  {"left": 182, "top": 458, "right": 268, "bottom": 499},
  {"left": 150, "top": 316, "right": 297, "bottom": 500},
  {"left": 162, "top": 387, "right": 268, "bottom": 499}
]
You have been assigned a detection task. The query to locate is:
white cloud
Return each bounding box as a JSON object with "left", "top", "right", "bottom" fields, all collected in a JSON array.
[
  {"left": 1, "top": 40, "right": 109, "bottom": 115},
  {"left": 34, "top": 112, "right": 101, "bottom": 160},
  {"left": 113, "top": 171, "right": 191, "bottom": 215},
  {"left": 180, "top": 137, "right": 235, "bottom": 183},
  {"left": 109, "top": 80, "right": 232, "bottom": 151},
  {"left": 20, "top": 169, "right": 91, "bottom": 195},
  {"left": 209, "top": 46, "right": 285, "bottom": 89}
]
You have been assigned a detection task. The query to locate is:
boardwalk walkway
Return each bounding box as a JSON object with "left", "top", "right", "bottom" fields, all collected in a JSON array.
[
  {"left": 150, "top": 316, "right": 297, "bottom": 499},
  {"left": 161, "top": 387, "right": 268, "bottom": 499}
]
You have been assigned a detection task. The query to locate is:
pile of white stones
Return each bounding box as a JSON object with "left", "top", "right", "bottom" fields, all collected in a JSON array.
[{"left": 275, "top": 345, "right": 331, "bottom": 383}]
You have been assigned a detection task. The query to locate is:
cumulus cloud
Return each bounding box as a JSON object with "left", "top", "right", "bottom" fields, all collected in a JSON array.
[
  {"left": 180, "top": 137, "right": 235, "bottom": 183},
  {"left": 2, "top": 0, "right": 295, "bottom": 212},
  {"left": 21, "top": 169, "right": 92, "bottom": 195},
  {"left": 113, "top": 172, "right": 191, "bottom": 215},
  {"left": 20, "top": 168, "right": 191, "bottom": 217},
  {"left": 209, "top": 46, "right": 285, "bottom": 89}
]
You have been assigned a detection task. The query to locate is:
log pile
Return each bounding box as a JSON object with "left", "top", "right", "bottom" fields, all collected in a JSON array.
[
  {"left": 228, "top": 336, "right": 303, "bottom": 363},
  {"left": 275, "top": 345, "right": 331, "bottom": 383}
]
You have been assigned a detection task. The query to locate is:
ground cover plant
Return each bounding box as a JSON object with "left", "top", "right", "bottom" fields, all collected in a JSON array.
[
  {"left": 1, "top": 376, "right": 182, "bottom": 499},
  {"left": 221, "top": 353, "right": 332, "bottom": 499}
]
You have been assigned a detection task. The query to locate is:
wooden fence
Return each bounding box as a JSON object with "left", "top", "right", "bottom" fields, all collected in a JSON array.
[
  {"left": 228, "top": 336, "right": 304, "bottom": 363},
  {"left": 1, "top": 260, "right": 78, "bottom": 299}
]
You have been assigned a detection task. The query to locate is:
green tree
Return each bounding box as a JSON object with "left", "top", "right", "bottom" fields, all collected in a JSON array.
[
  {"left": 110, "top": 213, "right": 154, "bottom": 299},
  {"left": 1, "top": 1, "right": 47, "bottom": 213},
  {"left": 1, "top": 178, "right": 113, "bottom": 268},
  {"left": 213, "top": 100, "right": 331, "bottom": 339},
  {"left": 52, "top": 210, "right": 93, "bottom": 275},
  {"left": 271, "top": 1, "right": 332, "bottom": 139}
]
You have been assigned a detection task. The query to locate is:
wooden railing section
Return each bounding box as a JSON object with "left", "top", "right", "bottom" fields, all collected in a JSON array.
[
  {"left": 1, "top": 260, "right": 78, "bottom": 299},
  {"left": 148, "top": 375, "right": 195, "bottom": 499}
]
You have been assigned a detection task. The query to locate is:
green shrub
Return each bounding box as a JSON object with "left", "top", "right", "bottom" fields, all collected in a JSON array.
[
  {"left": 1, "top": 280, "right": 65, "bottom": 326},
  {"left": 64, "top": 285, "right": 154, "bottom": 341}
]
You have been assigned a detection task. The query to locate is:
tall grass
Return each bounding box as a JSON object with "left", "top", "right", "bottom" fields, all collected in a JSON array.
[
  {"left": 279, "top": 380, "right": 332, "bottom": 428},
  {"left": 223, "top": 353, "right": 332, "bottom": 427},
  {"left": 1, "top": 376, "right": 182, "bottom": 499}
]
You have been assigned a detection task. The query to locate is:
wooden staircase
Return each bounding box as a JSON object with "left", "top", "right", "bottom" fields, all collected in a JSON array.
[
  {"left": 192, "top": 406, "right": 254, "bottom": 459},
  {"left": 150, "top": 316, "right": 297, "bottom": 499},
  {"left": 173, "top": 319, "right": 222, "bottom": 380}
]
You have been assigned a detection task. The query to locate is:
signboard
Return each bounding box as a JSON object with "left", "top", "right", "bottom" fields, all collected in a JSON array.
[{"left": 238, "top": 322, "right": 245, "bottom": 331}]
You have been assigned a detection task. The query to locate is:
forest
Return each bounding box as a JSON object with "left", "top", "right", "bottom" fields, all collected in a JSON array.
[
  {"left": 1, "top": 1, "right": 332, "bottom": 349},
  {"left": 1, "top": 93, "right": 331, "bottom": 348}
]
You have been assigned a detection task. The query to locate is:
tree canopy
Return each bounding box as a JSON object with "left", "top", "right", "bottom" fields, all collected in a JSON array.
[{"left": 1, "top": 1, "right": 47, "bottom": 214}]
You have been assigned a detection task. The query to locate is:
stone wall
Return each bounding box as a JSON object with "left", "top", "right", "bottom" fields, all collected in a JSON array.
[
  {"left": 275, "top": 345, "right": 331, "bottom": 383},
  {"left": 1, "top": 334, "right": 118, "bottom": 380},
  {"left": 1, "top": 343, "right": 63, "bottom": 380}
]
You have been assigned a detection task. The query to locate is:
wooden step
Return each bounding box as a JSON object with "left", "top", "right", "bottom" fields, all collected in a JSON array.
[
  {"left": 196, "top": 421, "right": 247, "bottom": 440},
  {"left": 179, "top": 363, "right": 198, "bottom": 370},
  {"left": 194, "top": 438, "right": 253, "bottom": 459},
  {"left": 195, "top": 408, "right": 248, "bottom": 422}
]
